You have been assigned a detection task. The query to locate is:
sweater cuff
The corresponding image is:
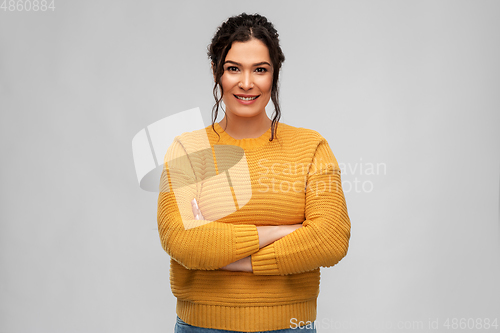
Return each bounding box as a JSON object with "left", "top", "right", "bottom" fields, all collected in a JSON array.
[
  {"left": 251, "top": 245, "right": 280, "bottom": 275},
  {"left": 234, "top": 224, "right": 260, "bottom": 258}
]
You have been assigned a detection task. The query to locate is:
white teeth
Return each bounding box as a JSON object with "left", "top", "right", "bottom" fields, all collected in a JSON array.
[{"left": 235, "top": 95, "right": 258, "bottom": 101}]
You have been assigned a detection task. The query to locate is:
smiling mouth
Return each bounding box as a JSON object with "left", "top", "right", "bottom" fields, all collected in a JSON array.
[{"left": 234, "top": 95, "right": 260, "bottom": 101}]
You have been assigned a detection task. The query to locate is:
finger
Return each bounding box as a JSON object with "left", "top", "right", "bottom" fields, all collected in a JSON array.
[
  {"left": 191, "top": 198, "right": 205, "bottom": 220},
  {"left": 191, "top": 200, "right": 200, "bottom": 219}
]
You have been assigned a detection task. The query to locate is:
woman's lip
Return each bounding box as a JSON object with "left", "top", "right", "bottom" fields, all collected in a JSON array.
[
  {"left": 234, "top": 94, "right": 259, "bottom": 97},
  {"left": 234, "top": 94, "right": 260, "bottom": 104}
]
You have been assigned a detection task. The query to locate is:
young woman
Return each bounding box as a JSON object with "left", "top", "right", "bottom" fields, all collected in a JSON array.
[{"left": 157, "top": 12, "right": 351, "bottom": 333}]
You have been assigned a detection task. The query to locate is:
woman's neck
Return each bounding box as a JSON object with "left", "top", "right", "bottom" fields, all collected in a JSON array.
[{"left": 218, "top": 113, "right": 272, "bottom": 139}]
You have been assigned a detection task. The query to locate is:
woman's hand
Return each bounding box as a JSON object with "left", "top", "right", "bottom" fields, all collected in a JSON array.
[
  {"left": 256, "top": 224, "right": 303, "bottom": 248},
  {"left": 220, "top": 256, "right": 253, "bottom": 272},
  {"left": 219, "top": 224, "right": 302, "bottom": 272},
  {"left": 191, "top": 198, "right": 205, "bottom": 220}
]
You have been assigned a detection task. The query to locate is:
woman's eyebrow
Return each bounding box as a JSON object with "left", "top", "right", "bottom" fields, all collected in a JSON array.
[{"left": 224, "top": 60, "right": 271, "bottom": 67}]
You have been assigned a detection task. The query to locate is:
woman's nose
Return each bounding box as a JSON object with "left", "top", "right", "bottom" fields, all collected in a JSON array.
[{"left": 239, "top": 72, "right": 254, "bottom": 90}]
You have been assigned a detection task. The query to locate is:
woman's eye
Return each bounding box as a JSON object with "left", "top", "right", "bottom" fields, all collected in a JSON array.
[{"left": 225, "top": 66, "right": 268, "bottom": 73}]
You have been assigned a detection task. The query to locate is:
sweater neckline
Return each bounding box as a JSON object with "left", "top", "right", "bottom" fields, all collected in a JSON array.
[{"left": 213, "top": 122, "right": 273, "bottom": 150}]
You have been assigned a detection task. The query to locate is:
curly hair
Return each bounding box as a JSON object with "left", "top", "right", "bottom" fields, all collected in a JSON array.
[{"left": 207, "top": 12, "right": 286, "bottom": 141}]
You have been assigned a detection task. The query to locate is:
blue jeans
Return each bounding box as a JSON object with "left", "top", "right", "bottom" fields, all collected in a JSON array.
[{"left": 174, "top": 316, "right": 317, "bottom": 333}]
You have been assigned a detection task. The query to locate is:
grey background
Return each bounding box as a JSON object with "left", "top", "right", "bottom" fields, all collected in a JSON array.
[{"left": 1, "top": 0, "right": 499, "bottom": 332}]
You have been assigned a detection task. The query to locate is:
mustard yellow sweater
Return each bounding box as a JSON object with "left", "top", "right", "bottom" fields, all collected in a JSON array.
[{"left": 157, "top": 122, "right": 350, "bottom": 332}]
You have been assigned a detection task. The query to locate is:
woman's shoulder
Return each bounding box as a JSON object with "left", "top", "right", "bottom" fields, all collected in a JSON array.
[
  {"left": 278, "top": 122, "right": 327, "bottom": 142},
  {"left": 172, "top": 122, "right": 328, "bottom": 149},
  {"left": 168, "top": 127, "right": 212, "bottom": 156}
]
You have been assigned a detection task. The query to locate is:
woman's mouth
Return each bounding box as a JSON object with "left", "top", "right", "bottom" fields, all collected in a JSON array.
[
  {"left": 234, "top": 95, "right": 259, "bottom": 101},
  {"left": 234, "top": 94, "right": 260, "bottom": 105}
]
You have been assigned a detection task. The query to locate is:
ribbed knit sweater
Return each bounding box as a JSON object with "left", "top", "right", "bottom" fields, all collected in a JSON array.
[{"left": 157, "top": 121, "right": 351, "bottom": 332}]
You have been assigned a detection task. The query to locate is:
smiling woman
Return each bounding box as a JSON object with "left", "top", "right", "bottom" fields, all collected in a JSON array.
[
  {"left": 219, "top": 39, "right": 274, "bottom": 127},
  {"left": 208, "top": 13, "right": 285, "bottom": 142},
  {"left": 157, "top": 12, "right": 351, "bottom": 333}
]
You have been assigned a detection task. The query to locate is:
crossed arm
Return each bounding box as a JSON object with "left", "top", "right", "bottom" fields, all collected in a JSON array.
[
  {"left": 190, "top": 198, "right": 302, "bottom": 272},
  {"left": 158, "top": 137, "right": 350, "bottom": 275}
]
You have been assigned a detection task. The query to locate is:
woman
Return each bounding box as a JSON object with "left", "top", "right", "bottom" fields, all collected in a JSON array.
[{"left": 157, "top": 12, "right": 351, "bottom": 333}]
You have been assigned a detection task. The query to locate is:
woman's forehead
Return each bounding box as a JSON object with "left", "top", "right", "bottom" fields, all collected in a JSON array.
[{"left": 226, "top": 39, "right": 271, "bottom": 64}]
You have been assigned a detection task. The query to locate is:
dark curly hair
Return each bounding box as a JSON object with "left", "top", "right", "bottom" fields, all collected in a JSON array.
[{"left": 207, "top": 12, "right": 286, "bottom": 141}]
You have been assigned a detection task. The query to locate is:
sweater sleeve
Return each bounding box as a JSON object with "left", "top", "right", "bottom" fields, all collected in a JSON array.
[
  {"left": 157, "top": 138, "right": 260, "bottom": 270},
  {"left": 250, "top": 138, "right": 351, "bottom": 275}
]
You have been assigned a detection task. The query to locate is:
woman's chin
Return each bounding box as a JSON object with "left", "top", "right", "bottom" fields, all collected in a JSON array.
[{"left": 226, "top": 106, "right": 265, "bottom": 118}]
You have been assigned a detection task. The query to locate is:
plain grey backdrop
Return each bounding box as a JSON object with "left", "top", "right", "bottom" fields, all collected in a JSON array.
[{"left": 1, "top": 0, "right": 499, "bottom": 332}]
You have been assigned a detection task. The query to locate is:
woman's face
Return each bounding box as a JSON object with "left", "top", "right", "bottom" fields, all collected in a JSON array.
[{"left": 219, "top": 38, "right": 273, "bottom": 119}]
